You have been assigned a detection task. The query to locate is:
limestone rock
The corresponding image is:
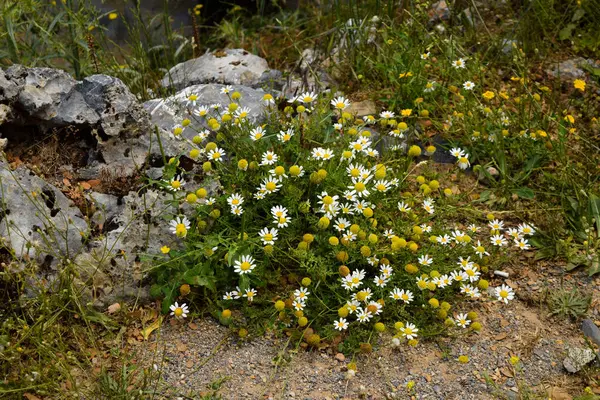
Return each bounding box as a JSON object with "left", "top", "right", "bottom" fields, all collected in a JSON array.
[
  {"left": 162, "top": 49, "right": 272, "bottom": 91},
  {"left": 563, "top": 347, "right": 596, "bottom": 373},
  {"left": 546, "top": 58, "right": 597, "bottom": 80},
  {"left": 0, "top": 161, "right": 88, "bottom": 263}
]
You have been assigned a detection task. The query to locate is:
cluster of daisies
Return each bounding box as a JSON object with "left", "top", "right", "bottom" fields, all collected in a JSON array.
[{"left": 159, "top": 88, "right": 534, "bottom": 347}]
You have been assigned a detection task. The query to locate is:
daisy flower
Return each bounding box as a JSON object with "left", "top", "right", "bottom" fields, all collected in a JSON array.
[
  {"left": 334, "top": 318, "right": 349, "bottom": 331},
  {"left": 194, "top": 105, "right": 210, "bottom": 117},
  {"left": 374, "top": 275, "right": 389, "bottom": 287},
  {"left": 400, "top": 323, "right": 419, "bottom": 340},
  {"left": 331, "top": 96, "right": 350, "bottom": 110},
  {"left": 261, "top": 151, "right": 278, "bottom": 166},
  {"left": 231, "top": 205, "right": 244, "bottom": 216},
  {"left": 243, "top": 288, "right": 257, "bottom": 302},
  {"left": 422, "top": 198, "right": 435, "bottom": 214},
  {"left": 278, "top": 128, "right": 294, "bottom": 143},
  {"left": 258, "top": 227, "right": 278, "bottom": 245},
  {"left": 357, "top": 309, "right": 373, "bottom": 323},
  {"left": 167, "top": 175, "right": 185, "bottom": 192},
  {"left": 515, "top": 238, "right": 530, "bottom": 250},
  {"left": 398, "top": 201, "right": 411, "bottom": 213},
  {"left": 250, "top": 126, "right": 265, "bottom": 141},
  {"left": 169, "top": 216, "right": 191, "bottom": 238},
  {"left": 380, "top": 110, "right": 395, "bottom": 119},
  {"left": 294, "top": 287, "right": 310, "bottom": 301},
  {"left": 418, "top": 254, "right": 433, "bottom": 266},
  {"left": 518, "top": 223, "right": 535, "bottom": 236},
  {"left": 463, "top": 81, "right": 475, "bottom": 90},
  {"left": 488, "top": 219, "right": 504, "bottom": 231},
  {"left": 490, "top": 234, "right": 507, "bottom": 246},
  {"left": 220, "top": 85, "right": 233, "bottom": 94},
  {"left": 452, "top": 58, "right": 466, "bottom": 69},
  {"left": 236, "top": 107, "right": 251, "bottom": 119},
  {"left": 437, "top": 234, "right": 451, "bottom": 245},
  {"left": 169, "top": 302, "right": 189, "bottom": 319},
  {"left": 185, "top": 93, "right": 199, "bottom": 107},
  {"left": 207, "top": 147, "right": 226, "bottom": 162},
  {"left": 384, "top": 229, "right": 396, "bottom": 239},
  {"left": 234, "top": 255, "right": 257, "bottom": 275},
  {"left": 495, "top": 284, "right": 515, "bottom": 304},
  {"left": 299, "top": 91, "right": 317, "bottom": 104},
  {"left": 457, "top": 155, "right": 470, "bottom": 170},
  {"left": 455, "top": 313, "right": 471, "bottom": 328},
  {"left": 227, "top": 193, "right": 244, "bottom": 207},
  {"left": 472, "top": 240, "right": 490, "bottom": 259},
  {"left": 450, "top": 147, "right": 465, "bottom": 158}
]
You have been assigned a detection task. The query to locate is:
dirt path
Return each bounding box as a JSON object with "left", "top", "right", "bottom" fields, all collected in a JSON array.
[{"left": 133, "top": 278, "right": 599, "bottom": 400}]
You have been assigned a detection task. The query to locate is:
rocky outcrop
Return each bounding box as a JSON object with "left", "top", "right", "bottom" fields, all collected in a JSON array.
[
  {"left": 0, "top": 161, "right": 88, "bottom": 263},
  {"left": 162, "top": 49, "right": 274, "bottom": 91}
]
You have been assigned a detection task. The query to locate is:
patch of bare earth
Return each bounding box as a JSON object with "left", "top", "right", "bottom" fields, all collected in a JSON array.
[{"left": 132, "top": 266, "right": 600, "bottom": 400}]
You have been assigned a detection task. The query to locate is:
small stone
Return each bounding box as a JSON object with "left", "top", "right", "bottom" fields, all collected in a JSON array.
[
  {"left": 582, "top": 319, "right": 600, "bottom": 347},
  {"left": 563, "top": 347, "right": 596, "bottom": 373},
  {"left": 346, "top": 100, "right": 376, "bottom": 117},
  {"left": 335, "top": 353, "right": 346, "bottom": 362}
]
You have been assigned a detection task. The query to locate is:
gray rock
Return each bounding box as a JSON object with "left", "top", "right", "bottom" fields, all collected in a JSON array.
[
  {"left": 143, "top": 83, "right": 268, "bottom": 159},
  {"left": 0, "top": 66, "right": 152, "bottom": 179},
  {"left": 429, "top": 1, "right": 450, "bottom": 24},
  {"left": 582, "top": 319, "right": 600, "bottom": 347},
  {"left": 501, "top": 39, "right": 517, "bottom": 55},
  {"left": 546, "top": 58, "right": 597, "bottom": 80},
  {"left": 563, "top": 347, "right": 596, "bottom": 373},
  {"left": 162, "top": 49, "right": 272, "bottom": 91},
  {"left": 0, "top": 68, "right": 20, "bottom": 101},
  {"left": 0, "top": 161, "right": 88, "bottom": 263}
]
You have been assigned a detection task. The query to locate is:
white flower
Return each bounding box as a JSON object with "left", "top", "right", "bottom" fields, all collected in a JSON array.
[
  {"left": 258, "top": 227, "right": 279, "bottom": 245},
  {"left": 334, "top": 318, "right": 349, "bottom": 331},
  {"left": 515, "top": 238, "right": 530, "bottom": 250},
  {"left": 418, "top": 254, "right": 433, "bottom": 266},
  {"left": 331, "top": 96, "right": 350, "bottom": 110},
  {"left": 250, "top": 126, "right": 265, "bottom": 141},
  {"left": 231, "top": 205, "right": 244, "bottom": 216},
  {"left": 357, "top": 309, "right": 373, "bottom": 323},
  {"left": 294, "top": 287, "right": 310, "bottom": 301},
  {"left": 166, "top": 175, "right": 185, "bottom": 192},
  {"left": 398, "top": 201, "right": 411, "bottom": 213},
  {"left": 490, "top": 234, "right": 507, "bottom": 246},
  {"left": 518, "top": 223, "right": 535, "bottom": 236},
  {"left": 380, "top": 110, "right": 395, "bottom": 119},
  {"left": 463, "top": 81, "right": 475, "bottom": 90},
  {"left": 450, "top": 147, "right": 465, "bottom": 158},
  {"left": 243, "top": 288, "right": 257, "bottom": 302},
  {"left": 400, "top": 323, "right": 419, "bottom": 340},
  {"left": 169, "top": 216, "right": 191, "bottom": 238},
  {"left": 207, "top": 147, "right": 226, "bottom": 162},
  {"left": 227, "top": 193, "right": 244, "bottom": 207},
  {"left": 455, "top": 313, "right": 471, "bottom": 328},
  {"left": 234, "top": 255, "right": 257, "bottom": 275},
  {"left": 236, "top": 107, "right": 251, "bottom": 119},
  {"left": 422, "top": 198, "right": 435, "bottom": 214},
  {"left": 278, "top": 128, "right": 294, "bottom": 143},
  {"left": 488, "top": 219, "right": 504, "bottom": 231},
  {"left": 495, "top": 284, "right": 515, "bottom": 304},
  {"left": 220, "top": 85, "right": 233, "bottom": 94},
  {"left": 194, "top": 105, "right": 210, "bottom": 117},
  {"left": 261, "top": 151, "right": 278, "bottom": 166},
  {"left": 169, "top": 302, "right": 189, "bottom": 319},
  {"left": 452, "top": 58, "right": 466, "bottom": 69},
  {"left": 299, "top": 91, "right": 317, "bottom": 104}
]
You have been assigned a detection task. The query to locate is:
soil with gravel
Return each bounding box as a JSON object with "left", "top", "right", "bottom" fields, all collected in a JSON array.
[{"left": 132, "top": 266, "right": 600, "bottom": 400}]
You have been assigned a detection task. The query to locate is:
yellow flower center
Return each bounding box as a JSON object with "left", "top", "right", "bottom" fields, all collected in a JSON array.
[
  {"left": 266, "top": 181, "right": 277, "bottom": 191},
  {"left": 240, "top": 261, "right": 251, "bottom": 271},
  {"left": 323, "top": 196, "right": 334, "bottom": 205},
  {"left": 336, "top": 102, "right": 346, "bottom": 109},
  {"left": 212, "top": 152, "right": 221, "bottom": 160},
  {"left": 264, "top": 234, "right": 273, "bottom": 242},
  {"left": 175, "top": 224, "right": 187, "bottom": 237},
  {"left": 171, "top": 180, "right": 181, "bottom": 189},
  {"left": 355, "top": 182, "right": 366, "bottom": 192},
  {"left": 174, "top": 307, "right": 183, "bottom": 317},
  {"left": 500, "top": 290, "right": 508, "bottom": 298},
  {"left": 405, "top": 328, "right": 413, "bottom": 335},
  {"left": 189, "top": 95, "right": 197, "bottom": 101}
]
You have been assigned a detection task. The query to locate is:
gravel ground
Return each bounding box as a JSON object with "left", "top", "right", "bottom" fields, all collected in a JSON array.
[{"left": 133, "top": 269, "right": 600, "bottom": 400}]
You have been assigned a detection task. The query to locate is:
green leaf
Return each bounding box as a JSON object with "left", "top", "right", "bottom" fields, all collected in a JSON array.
[
  {"left": 559, "top": 24, "right": 576, "bottom": 40},
  {"left": 588, "top": 195, "right": 600, "bottom": 236},
  {"left": 572, "top": 8, "right": 586, "bottom": 22},
  {"left": 589, "top": 256, "right": 600, "bottom": 276},
  {"left": 513, "top": 187, "right": 535, "bottom": 199}
]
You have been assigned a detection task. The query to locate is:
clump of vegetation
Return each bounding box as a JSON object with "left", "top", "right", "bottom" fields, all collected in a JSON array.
[{"left": 1, "top": 0, "right": 600, "bottom": 398}]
